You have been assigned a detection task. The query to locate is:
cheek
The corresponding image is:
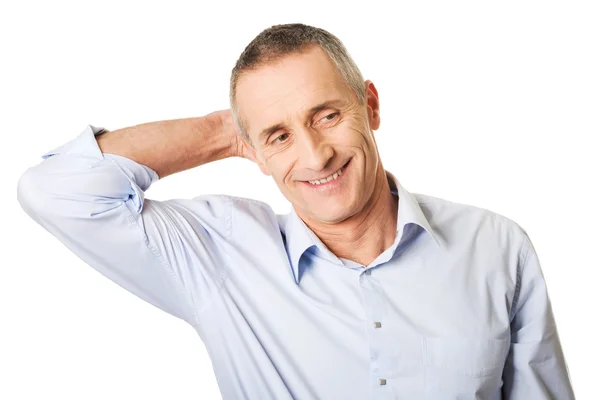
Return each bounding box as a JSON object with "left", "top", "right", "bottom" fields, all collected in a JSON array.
[
  {"left": 343, "top": 113, "right": 369, "bottom": 134},
  {"left": 345, "top": 124, "right": 369, "bottom": 147},
  {"left": 266, "top": 157, "right": 293, "bottom": 181}
]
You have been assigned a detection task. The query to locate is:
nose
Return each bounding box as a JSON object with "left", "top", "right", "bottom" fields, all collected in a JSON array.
[{"left": 296, "top": 127, "right": 335, "bottom": 172}]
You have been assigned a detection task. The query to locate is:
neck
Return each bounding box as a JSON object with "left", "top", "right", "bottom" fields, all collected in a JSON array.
[{"left": 300, "top": 165, "right": 399, "bottom": 267}]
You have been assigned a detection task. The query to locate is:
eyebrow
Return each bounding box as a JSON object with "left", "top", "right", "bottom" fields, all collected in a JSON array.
[{"left": 257, "top": 99, "right": 347, "bottom": 143}]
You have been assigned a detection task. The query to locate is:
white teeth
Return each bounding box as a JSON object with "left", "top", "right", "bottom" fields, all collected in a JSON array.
[{"left": 308, "top": 167, "right": 344, "bottom": 185}]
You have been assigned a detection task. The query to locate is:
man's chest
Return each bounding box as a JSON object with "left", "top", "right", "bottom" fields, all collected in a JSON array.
[{"left": 198, "top": 238, "right": 514, "bottom": 398}]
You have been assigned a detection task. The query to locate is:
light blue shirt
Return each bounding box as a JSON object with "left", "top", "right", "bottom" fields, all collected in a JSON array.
[{"left": 17, "top": 124, "right": 575, "bottom": 399}]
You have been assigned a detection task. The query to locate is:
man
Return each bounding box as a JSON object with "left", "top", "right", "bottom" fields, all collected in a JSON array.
[{"left": 17, "top": 23, "right": 574, "bottom": 399}]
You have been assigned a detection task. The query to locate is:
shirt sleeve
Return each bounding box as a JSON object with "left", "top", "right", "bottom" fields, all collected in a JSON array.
[
  {"left": 17, "top": 124, "right": 233, "bottom": 326},
  {"left": 502, "top": 227, "right": 576, "bottom": 399}
]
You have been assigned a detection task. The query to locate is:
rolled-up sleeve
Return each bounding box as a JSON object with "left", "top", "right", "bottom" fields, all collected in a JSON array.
[
  {"left": 17, "top": 124, "right": 232, "bottom": 326},
  {"left": 502, "top": 227, "right": 576, "bottom": 399}
]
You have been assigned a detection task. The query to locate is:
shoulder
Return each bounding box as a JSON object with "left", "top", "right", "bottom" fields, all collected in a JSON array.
[
  {"left": 413, "top": 192, "right": 526, "bottom": 248},
  {"left": 219, "top": 194, "right": 281, "bottom": 230}
]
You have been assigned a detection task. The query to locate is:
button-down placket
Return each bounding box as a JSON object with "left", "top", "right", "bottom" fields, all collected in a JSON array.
[{"left": 359, "top": 266, "right": 397, "bottom": 398}]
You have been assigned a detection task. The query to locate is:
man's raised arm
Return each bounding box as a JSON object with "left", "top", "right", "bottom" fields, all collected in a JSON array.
[
  {"left": 95, "top": 110, "right": 256, "bottom": 179},
  {"left": 17, "top": 110, "right": 254, "bottom": 325}
]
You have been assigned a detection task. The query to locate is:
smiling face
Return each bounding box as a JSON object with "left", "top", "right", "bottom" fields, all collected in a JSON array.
[{"left": 235, "top": 45, "right": 382, "bottom": 225}]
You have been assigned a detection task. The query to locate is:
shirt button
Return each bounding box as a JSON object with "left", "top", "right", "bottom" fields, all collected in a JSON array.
[
  {"left": 379, "top": 378, "right": 387, "bottom": 385},
  {"left": 365, "top": 269, "right": 371, "bottom": 275},
  {"left": 374, "top": 321, "right": 382, "bottom": 328}
]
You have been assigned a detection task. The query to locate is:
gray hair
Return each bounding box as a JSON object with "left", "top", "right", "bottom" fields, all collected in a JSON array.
[{"left": 229, "top": 23, "right": 366, "bottom": 147}]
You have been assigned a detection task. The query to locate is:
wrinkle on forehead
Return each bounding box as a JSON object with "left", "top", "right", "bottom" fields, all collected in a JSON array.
[
  {"left": 259, "top": 82, "right": 341, "bottom": 118},
  {"left": 235, "top": 47, "right": 355, "bottom": 141}
]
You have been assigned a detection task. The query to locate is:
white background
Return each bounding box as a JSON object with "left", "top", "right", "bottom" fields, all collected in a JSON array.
[{"left": 1, "top": 1, "right": 598, "bottom": 398}]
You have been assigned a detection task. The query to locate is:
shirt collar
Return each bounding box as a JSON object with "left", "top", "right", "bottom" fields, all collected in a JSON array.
[{"left": 284, "top": 169, "right": 442, "bottom": 284}]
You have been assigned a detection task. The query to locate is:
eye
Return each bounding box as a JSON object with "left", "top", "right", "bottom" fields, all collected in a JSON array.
[
  {"left": 273, "top": 132, "right": 290, "bottom": 144},
  {"left": 319, "top": 112, "right": 339, "bottom": 124}
]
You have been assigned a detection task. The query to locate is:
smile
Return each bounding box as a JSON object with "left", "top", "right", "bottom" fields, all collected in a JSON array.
[
  {"left": 308, "top": 168, "right": 343, "bottom": 184},
  {"left": 303, "top": 159, "right": 351, "bottom": 188}
]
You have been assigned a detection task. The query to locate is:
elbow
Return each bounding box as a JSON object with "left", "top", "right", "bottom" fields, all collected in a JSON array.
[
  {"left": 17, "top": 163, "right": 140, "bottom": 220},
  {"left": 17, "top": 155, "right": 146, "bottom": 220},
  {"left": 17, "top": 168, "right": 49, "bottom": 218}
]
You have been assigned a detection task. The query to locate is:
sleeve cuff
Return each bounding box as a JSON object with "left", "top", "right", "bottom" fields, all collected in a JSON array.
[
  {"left": 41, "top": 124, "right": 108, "bottom": 161},
  {"left": 40, "top": 124, "right": 160, "bottom": 211}
]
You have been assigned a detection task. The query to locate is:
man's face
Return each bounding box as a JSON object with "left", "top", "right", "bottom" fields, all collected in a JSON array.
[{"left": 236, "top": 45, "right": 381, "bottom": 224}]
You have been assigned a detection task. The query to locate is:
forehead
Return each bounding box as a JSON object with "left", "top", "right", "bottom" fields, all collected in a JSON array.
[{"left": 235, "top": 46, "right": 352, "bottom": 139}]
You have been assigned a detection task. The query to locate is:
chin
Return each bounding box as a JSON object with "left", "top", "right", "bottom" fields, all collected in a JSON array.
[{"left": 310, "top": 202, "right": 354, "bottom": 223}]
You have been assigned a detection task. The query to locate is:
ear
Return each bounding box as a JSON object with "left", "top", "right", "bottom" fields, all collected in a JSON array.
[
  {"left": 365, "top": 80, "right": 380, "bottom": 131},
  {"left": 257, "top": 160, "right": 270, "bottom": 176},
  {"left": 252, "top": 143, "right": 271, "bottom": 176},
  {"left": 238, "top": 135, "right": 271, "bottom": 176}
]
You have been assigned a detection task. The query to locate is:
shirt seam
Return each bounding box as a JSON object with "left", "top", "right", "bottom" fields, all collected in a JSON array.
[
  {"left": 217, "top": 197, "right": 235, "bottom": 293},
  {"left": 210, "top": 196, "right": 234, "bottom": 297},
  {"left": 175, "top": 194, "right": 234, "bottom": 326},
  {"left": 221, "top": 196, "right": 271, "bottom": 290},
  {"left": 509, "top": 229, "right": 530, "bottom": 323},
  {"left": 122, "top": 200, "right": 202, "bottom": 326}
]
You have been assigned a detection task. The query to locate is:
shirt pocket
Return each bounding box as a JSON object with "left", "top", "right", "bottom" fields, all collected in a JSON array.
[{"left": 422, "top": 336, "right": 510, "bottom": 378}]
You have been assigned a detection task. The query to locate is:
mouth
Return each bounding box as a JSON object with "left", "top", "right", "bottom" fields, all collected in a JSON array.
[{"left": 300, "top": 158, "right": 352, "bottom": 191}]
